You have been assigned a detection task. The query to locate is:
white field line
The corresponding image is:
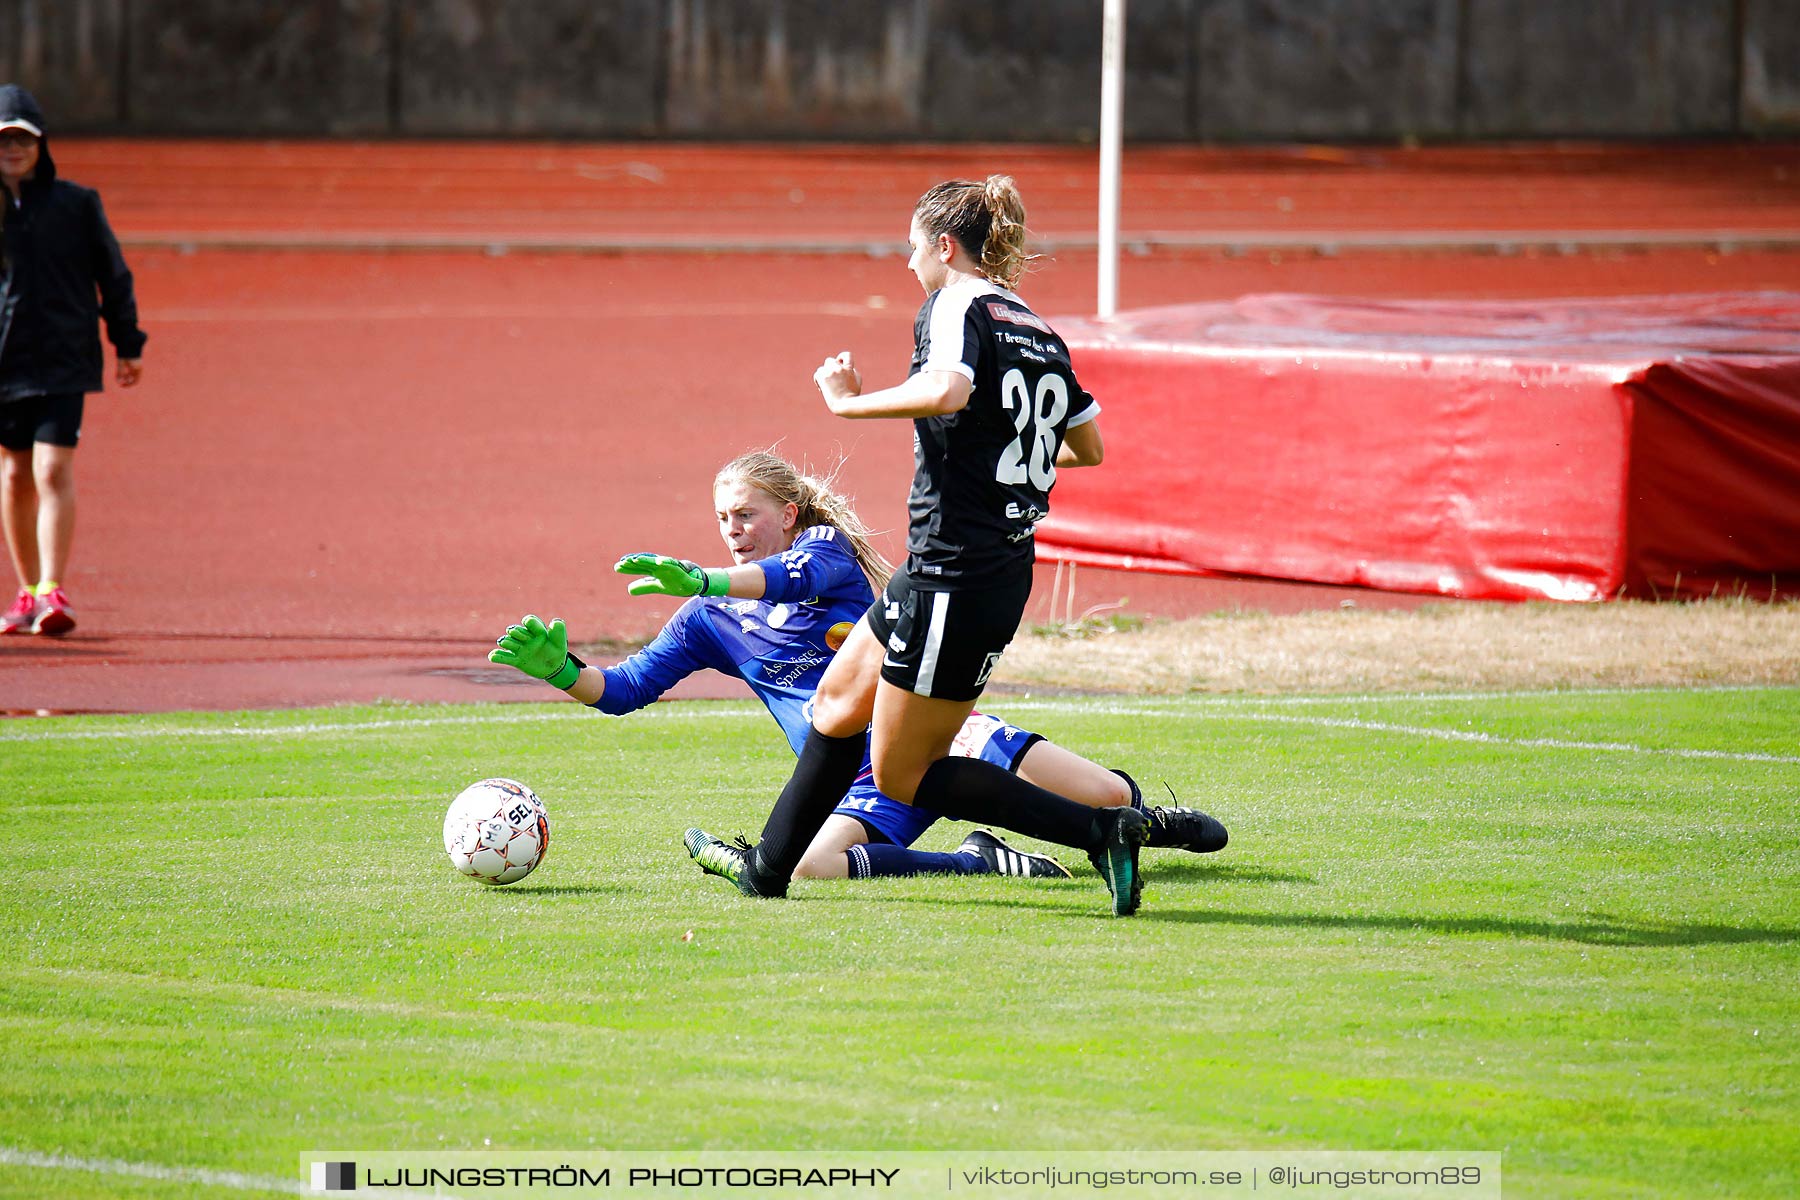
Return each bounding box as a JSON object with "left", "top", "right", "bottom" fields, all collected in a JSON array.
[
  {"left": 0, "top": 1146, "right": 441, "bottom": 1199},
  {"left": 997, "top": 682, "right": 1789, "bottom": 709},
  {"left": 1198, "top": 710, "right": 1800, "bottom": 765},
  {"left": 992, "top": 700, "right": 1800, "bottom": 764},
  {"left": 14, "top": 965, "right": 625, "bottom": 1042},
  {"left": 1, "top": 687, "right": 1794, "bottom": 764}
]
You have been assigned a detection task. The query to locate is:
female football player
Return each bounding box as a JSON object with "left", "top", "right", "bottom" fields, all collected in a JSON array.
[
  {"left": 705, "top": 177, "right": 1154, "bottom": 914},
  {"left": 490, "top": 450, "right": 1225, "bottom": 885}
]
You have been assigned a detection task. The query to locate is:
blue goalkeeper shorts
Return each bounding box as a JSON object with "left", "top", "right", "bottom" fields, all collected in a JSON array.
[{"left": 832, "top": 713, "right": 1044, "bottom": 848}]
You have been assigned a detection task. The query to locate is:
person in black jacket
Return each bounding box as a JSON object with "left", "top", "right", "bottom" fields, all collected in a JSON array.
[{"left": 0, "top": 85, "right": 145, "bottom": 636}]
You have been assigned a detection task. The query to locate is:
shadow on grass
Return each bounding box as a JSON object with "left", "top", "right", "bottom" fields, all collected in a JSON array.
[
  {"left": 884, "top": 893, "right": 1797, "bottom": 945},
  {"left": 498, "top": 884, "right": 626, "bottom": 898},
  {"left": 1146, "top": 862, "right": 1315, "bottom": 885},
  {"left": 1136, "top": 907, "right": 1799, "bottom": 946}
]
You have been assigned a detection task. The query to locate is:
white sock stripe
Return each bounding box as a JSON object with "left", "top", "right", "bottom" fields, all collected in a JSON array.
[
  {"left": 914, "top": 591, "right": 950, "bottom": 698},
  {"left": 847, "top": 843, "right": 871, "bottom": 880}
]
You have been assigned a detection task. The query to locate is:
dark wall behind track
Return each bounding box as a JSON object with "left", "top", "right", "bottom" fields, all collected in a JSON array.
[{"left": 4, "top": 0, "right": 1796, "bottom": 139}]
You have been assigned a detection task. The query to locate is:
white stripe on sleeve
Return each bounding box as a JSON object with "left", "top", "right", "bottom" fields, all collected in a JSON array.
[
  {"left": 920, "top": 280, "right": 993, "bottom": 381},
  {"left": 1065, "top": 396, "right": 1102, "bottom": 428}
]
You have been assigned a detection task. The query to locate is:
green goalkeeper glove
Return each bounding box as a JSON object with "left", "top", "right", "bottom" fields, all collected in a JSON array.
[
  {"left": 488, "top": 614, "right": 586, "bottom": 691},
  {"left": 614, "top": 552, "right": 732, "bottom": 598}
]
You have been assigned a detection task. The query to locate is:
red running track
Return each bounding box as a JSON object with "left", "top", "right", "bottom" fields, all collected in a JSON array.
[
  {"left": 2, "top": 142, "right": 1796, "bottom": 714},
  {"left": 59, "top": 139, "right": 1800, "bottom": 246}
]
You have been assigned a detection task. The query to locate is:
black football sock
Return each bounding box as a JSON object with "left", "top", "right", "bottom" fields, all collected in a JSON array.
[
  {"left": 1110, "top": 767, "right": 1162, "bottom": 837},
  {"left": 754, "top": 726, "right": 867, "bottom": 878},
  {"left": 847, "top": 843, "right": 985, "bottom": 878},
  {"left": 913, "top": 756, "right": 1108, "bottom": 851},
  {"left": 1110, "top": 768, "right": 1145, "bottom": 810}
]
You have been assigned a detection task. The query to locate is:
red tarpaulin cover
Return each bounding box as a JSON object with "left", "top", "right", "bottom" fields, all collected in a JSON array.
[{"left": 1044, "top": 293, "right": 1800, "bottom": 602}]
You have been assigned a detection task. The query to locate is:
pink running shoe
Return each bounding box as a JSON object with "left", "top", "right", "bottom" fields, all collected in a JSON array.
[
  {"left": 0, "top": 589, "right": 37, "bottom": 635},
  {"left": 32, "top": 587, "right": 75, "bottom": 636}
]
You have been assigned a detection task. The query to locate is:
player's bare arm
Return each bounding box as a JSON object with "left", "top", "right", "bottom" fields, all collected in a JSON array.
[
  {"left": 814, "top": 354, "right": 971, "bottom": 419},
  {"left": 1057, "top": 418, "right": 1104, "bottom": 467},
  {"left": 566, "top": 666, "right": 606, "bottom": 706}
]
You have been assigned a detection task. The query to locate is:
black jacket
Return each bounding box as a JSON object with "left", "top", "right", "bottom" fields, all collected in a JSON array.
[{"left": 0, "top": 85, "right": 146, "bottom": 401}]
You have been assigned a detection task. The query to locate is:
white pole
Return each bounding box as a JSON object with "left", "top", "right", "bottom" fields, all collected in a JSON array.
[{"left": 1097, "top": 0, "right": 1126, "bottom": 318}]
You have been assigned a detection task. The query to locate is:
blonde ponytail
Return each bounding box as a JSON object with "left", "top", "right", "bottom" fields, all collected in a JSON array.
[
  {"left": 715, "top": 450, "right": 894, "bottom": 593},
  {"left": 978, "top": 175, "right": 1030, "bottom": 289}
]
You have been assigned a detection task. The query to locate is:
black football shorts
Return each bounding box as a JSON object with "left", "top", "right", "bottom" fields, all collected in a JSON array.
[
  {"left": 0, "top": 392, "right": 84, "bottom": 451},
  {"left": 867, "top": 566, "right": 1032, "bottom": 702}
]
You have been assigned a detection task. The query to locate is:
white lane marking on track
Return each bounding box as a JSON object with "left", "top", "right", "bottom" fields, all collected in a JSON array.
[{"left": 0, "top": 1146, "right": 435, "bottom": 1199}]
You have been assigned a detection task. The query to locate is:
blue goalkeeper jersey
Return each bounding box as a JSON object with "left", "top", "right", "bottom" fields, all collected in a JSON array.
[{"left": 593, "top": 526, "right": 874, "bottom": 756}]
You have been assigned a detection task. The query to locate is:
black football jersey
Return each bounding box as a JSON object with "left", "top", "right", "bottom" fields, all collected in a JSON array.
[{"left": 903, "top": 278, "right": 1099, "bottom": 586}]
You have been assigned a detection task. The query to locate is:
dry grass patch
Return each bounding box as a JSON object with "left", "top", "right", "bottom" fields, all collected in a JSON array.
[{"left": 995, "top": 599, "right": 1800, "bottom": 695}]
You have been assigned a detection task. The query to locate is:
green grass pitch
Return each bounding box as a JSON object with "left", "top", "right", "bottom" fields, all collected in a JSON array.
[{"left": 2, "top": 688, "right": 1796, "bottom": 1198}]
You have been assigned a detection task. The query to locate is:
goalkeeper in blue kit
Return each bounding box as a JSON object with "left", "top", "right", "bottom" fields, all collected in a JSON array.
[{"left": 489, "top": 451, "right": 1226, "bottom": 886}]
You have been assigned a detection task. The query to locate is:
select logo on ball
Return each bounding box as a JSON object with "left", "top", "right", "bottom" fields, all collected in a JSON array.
[
  {"left": 443, "top": 778, "right": 550, "bottom": 885},
  {"left": 825, "top": 621, "right": 854, "bottom": 651}
]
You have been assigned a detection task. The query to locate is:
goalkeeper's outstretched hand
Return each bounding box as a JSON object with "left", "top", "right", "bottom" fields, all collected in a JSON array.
[
  {"left": 614, "top": 552, "right": 731, "bottom": 598},
  {"left": 489, "top": 614, "right": 582, "bottom": 690}
]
